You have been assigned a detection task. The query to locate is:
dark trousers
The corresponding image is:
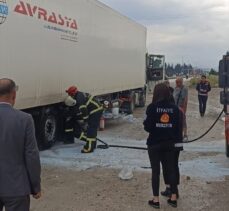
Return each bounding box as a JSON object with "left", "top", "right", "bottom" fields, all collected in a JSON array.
[
  {"left": 87, "top": 111, "right": 103, "bottom": 140},
  {"left": 148, "top": 146, "right": 178, "bottom": 196},
  {"left": 74, "top": 111, "right": 103, "bottom": 141},
  {"left": 72, "top": 111, "right": 102, "bottom": 152},
  {"left": 0, "top": 196, "right": 30, "bottom": 211},
  {"left": 162, "top": 151, "right": 180, "bottom": 185},
  {"left": 64, "top": 117, "right": 75, "bottom": 143},
  {"left": 198, "top": 95, "right": 208, "bottom": 114}
]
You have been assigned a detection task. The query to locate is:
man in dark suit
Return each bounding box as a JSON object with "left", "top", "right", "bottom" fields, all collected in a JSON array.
[{"left": 0, "top": 78, "right": 41, "bottom": 211}]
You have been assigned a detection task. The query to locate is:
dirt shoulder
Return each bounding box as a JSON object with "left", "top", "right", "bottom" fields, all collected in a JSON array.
[
  {"left": 31, "top": 167, "right": 229, "bottom": 211},
  {"left": 31, "top": 85, "right": 229, "bottom": 211}
]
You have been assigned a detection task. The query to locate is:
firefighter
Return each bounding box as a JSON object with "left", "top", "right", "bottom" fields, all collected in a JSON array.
[
  {"left": 196, "top": 75, "right": 211, "bottom": 117},
  {"left": 64, "top": 86, "right": 103, "bottom": 153}
]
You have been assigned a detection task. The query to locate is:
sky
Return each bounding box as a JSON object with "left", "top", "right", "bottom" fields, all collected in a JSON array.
[{"left": 99, "top": 0, "right": 229, "bottom": 69}]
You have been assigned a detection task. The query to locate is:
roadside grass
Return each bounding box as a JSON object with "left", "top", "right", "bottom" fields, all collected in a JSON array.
[{"left": 189, "top": 75, "right": 219, "bottom": 88}]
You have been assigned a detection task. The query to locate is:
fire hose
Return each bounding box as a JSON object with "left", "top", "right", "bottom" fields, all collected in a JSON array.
[{"left": 97, "top": 108, "right": 224, "bottom": 150}]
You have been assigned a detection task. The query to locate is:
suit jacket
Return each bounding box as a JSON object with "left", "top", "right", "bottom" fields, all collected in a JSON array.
[{"left": 0, "top": 103, "right": 41, "bottom": 197}]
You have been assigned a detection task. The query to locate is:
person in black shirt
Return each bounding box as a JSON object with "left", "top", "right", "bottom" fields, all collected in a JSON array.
[
  {"left": 196, "top": 75, "right": 211, "bottom": 117},
  {"left": 144, "top": 83, "right": 183, "bottom": 209}
]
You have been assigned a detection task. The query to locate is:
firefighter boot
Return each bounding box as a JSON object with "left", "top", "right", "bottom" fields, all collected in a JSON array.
[{"left": 81, "top": 138, "right": 97, "bottom": 153}]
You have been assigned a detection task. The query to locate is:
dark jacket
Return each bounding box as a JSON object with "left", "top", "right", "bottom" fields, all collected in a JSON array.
[
  {"left": 73, "top": 91, "right": 103, "bottom": 121},
  {"left": 169, "top": 87, "right": 174, "bottom": 95},
  {"left": 196, "top": 81, "right": 211, "bottom": 96},
  {"left": 168, "top": 87, "right": 175, "bottom": 104},
  {"left": 144, "top": 100, "right": 183, "bottom": 151},
  {"left": 0, "top": 103, "right": 41, "bottom": 197}
]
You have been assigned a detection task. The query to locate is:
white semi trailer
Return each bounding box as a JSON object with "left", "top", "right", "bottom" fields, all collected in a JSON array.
[{"left": 0, "top": 0, "right": 147, "bottom": 148}]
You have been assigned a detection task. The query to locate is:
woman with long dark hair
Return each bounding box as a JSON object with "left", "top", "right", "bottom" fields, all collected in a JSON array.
[{"left": 144, "top": 83, "right": 183, "bottom": 209}]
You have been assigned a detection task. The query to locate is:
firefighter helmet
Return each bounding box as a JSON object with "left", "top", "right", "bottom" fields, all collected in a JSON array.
[
  {"left": 66, "top": 86, "right": 78, "bottom": 96},
  {"left": 64, "top": 96, "right": 77, "bottom": 107}
]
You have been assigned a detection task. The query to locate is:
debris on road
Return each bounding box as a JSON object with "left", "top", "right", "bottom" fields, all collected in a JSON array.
[{"left": 118, "top": 167, "right": 134, "bottom": 180}]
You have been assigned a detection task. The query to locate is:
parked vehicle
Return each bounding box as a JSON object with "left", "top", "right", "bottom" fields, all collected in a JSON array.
[{"left": 0, "top": 0, "right": 147, "bottom": 148}]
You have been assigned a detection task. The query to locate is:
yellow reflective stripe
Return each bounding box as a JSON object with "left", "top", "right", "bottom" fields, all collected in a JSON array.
[
  {"left": 65, "top": 129, "right": 74, "bottom": 132},
  {"left": 88, "top": 141, "right": 92, "bottom": 151},
  {"left": 80, "top": 132, "right": 87, "bottom": 140},
  {"left": 79, "top": 132, "right": 84, "bottom": 139},
  {"left": 83, "top": 140, "right": 93, "bottom": 152},
  {"left": 86, "top": 95, "right": 94, "bottom": 106},
  {"left": 79, "top": 105, "right": 87, "bottom": 109},
  {"left": 86, "top": 95, "right": 101, "bottom": 108},
  {"left": 83, "top": 148, "right": 91, "bottom": 153},
  {"left": 89, "top": 107, "right": 103, "bottom": 115},
  {"left": 83, "top": 116, "right": 89, "bottom": 120},
  {"left": 87, "top": 138, "right": 96, "bottom": 142},
  {"left": 90, "top": 100, "right": 100, "bottom": 108}
]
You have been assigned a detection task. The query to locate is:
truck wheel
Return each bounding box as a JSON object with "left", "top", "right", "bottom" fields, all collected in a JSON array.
[
  {"left": 38, "top": 113, "right": 57, "bottom": 149},
  {"left": 139, "top": 91, "right": 146, "bottom": 107}
]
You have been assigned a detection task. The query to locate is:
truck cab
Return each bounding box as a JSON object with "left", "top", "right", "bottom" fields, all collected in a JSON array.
[{"left": 146, "top": 54, "right": 165, "bottom": 82}]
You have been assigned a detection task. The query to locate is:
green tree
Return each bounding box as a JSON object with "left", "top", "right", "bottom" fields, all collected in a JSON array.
[{"left": 209, "top": 68, "right": 218, "bottom": 75}]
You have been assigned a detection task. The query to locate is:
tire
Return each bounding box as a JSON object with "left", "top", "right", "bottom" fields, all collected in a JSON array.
[
  {"left": 139, "top": 91, "right": 146, "bottom": 107},
  {"left": 37, "top": 112, "right": 57, "bottom": 149}
]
